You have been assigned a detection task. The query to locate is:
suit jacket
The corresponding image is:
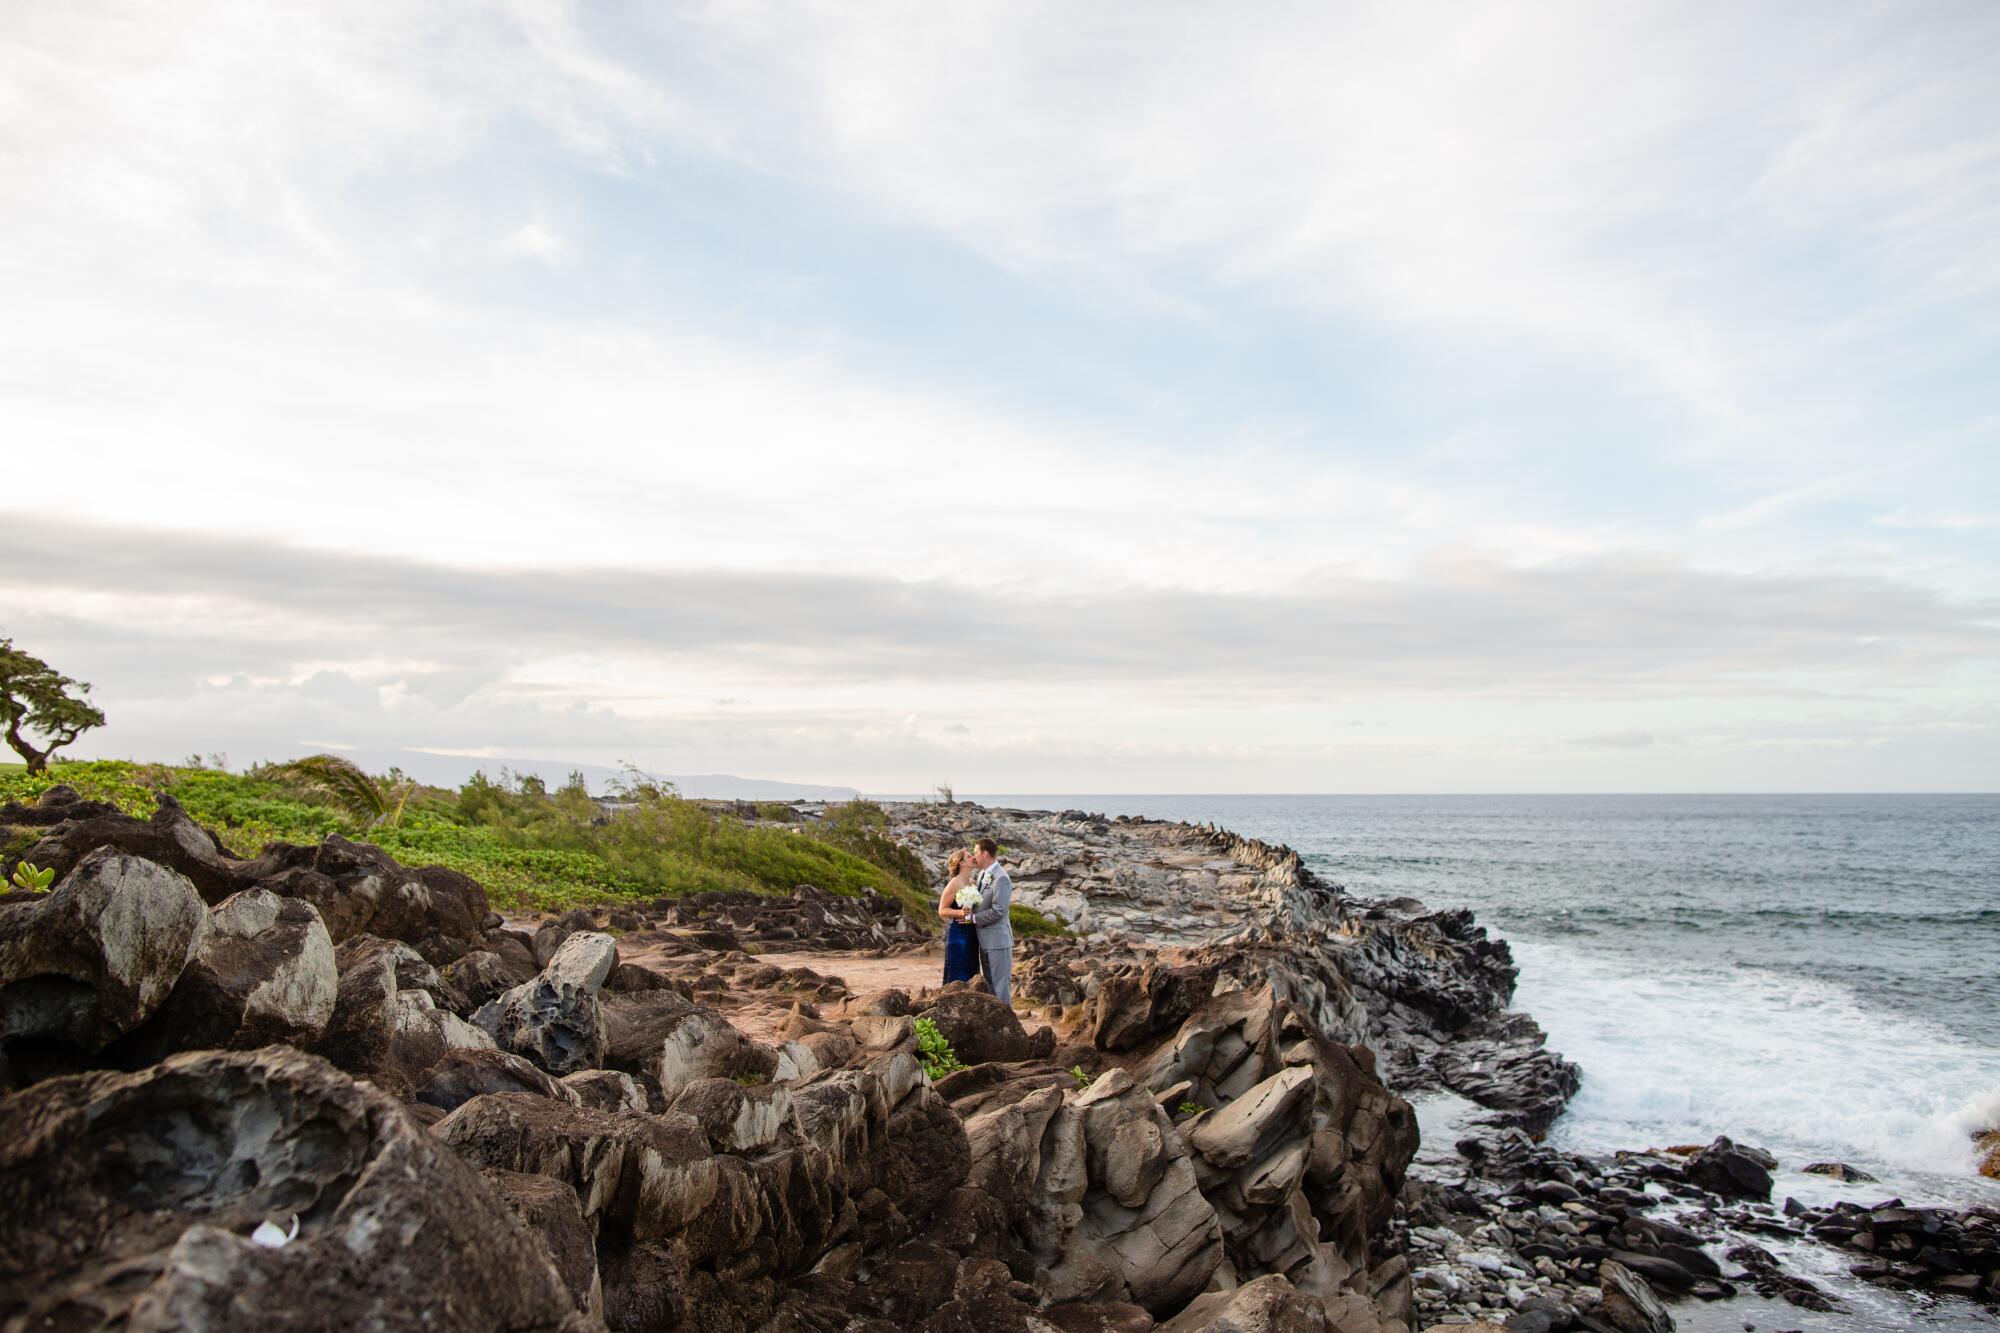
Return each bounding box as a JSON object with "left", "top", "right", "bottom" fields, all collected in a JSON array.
[{"left": 970, "top": 863, "right": 1014, "bottom": 952}]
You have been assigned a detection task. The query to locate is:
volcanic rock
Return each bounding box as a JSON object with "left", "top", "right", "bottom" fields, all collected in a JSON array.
[
  {"left": 122, "top": 888, "right": 336, "bottom": 1058},
  {"left": 474, "top": 930, "right": 618, "bottom": 1075},
  {"left": 0, "top": 1047, "right": 587, "bottom": 1330},
  {"left": 0, "top": 848, "right": 208, "bottom": 1057}
]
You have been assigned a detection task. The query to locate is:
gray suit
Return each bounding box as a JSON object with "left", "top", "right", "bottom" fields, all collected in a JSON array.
[{"left": 970, "top": 863, "right": 1015, "bottom": 1004}]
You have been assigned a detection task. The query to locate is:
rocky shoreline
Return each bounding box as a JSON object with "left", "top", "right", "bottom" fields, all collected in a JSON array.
[{"left": 0, "top": 787, "right": 1993, "bottom": 1331}]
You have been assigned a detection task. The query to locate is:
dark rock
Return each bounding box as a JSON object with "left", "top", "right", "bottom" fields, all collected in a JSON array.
[
  {"left": 0, "top": 1047, "right": 586, "bottom": 1330},
  {"left": 1683, "top": 1136, "right": 1775, "bottom": 1202},
  {"left": 1801, "top": 1161, "right": 1876, "bottom": 1183},
  {"left": 919, "top": 990, "right": 1033, "bottom": 1066},
  {"left": 1598, "top": 1258, "right": 1674, "bottom": 1333},
  {"left": 412, "top": 1046, "right": 574, "bottom": 1113},
  {"left": 0, "top": 848, "right": 208, "bottom": 1056},
  {"left": 483, "top": 1168, "right": 601, "bottom": 1319}
]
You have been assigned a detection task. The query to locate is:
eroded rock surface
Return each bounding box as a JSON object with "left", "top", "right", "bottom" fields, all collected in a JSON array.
[{"left": 0, "top": 1047, "right": 588, "bottom": 1331}]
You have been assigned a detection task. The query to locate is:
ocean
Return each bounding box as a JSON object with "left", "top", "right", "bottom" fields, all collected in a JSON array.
[{"left": 984, "top": 793, "right": 2000, "bottom": 1328}]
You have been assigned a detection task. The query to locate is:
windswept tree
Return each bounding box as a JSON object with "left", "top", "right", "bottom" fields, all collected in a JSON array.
[
  {"left": 0, "top": 639, "right": 105, "bottom": 774},
  {"left": 265, "top": 753, "right": 414, "bottom": 827}
]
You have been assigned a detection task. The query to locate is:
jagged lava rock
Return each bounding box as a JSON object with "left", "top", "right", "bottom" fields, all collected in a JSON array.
[
  {"left": 0, "top": 1047, "right": 588, "bottom": 1331},
  {"left": 0, "top": 848, "right": 207, "bottom": 1058},
  {"left": 474, "top": 929, "right": 618, "bottom": 1075},
  {"left": 121, "top": 887, "right": 336, "bottom": 1058}
]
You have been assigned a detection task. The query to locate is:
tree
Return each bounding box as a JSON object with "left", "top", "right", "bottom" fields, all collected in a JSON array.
[
  {"left": 266, "top": 753, "right": 413, "bottom": 827},
  {"left": 0, "top": 639, "right": 105, "bottom": 774}
]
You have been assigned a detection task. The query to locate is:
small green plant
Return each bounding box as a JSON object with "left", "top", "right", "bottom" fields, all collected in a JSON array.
[
  {"left": 1177, "top": 1101, "right": 1207, "bottom": 1117},
  {"left": 914, "top": 1016, "right": 965, "bottom": 1081},
  {"left": 1010, "top": 903, "right": 1070, "bottom": 938},
  {"left": 8, "top": 861, "right": 54, "bottom": 893},
  {"left": 1071, "top": 1064, "right": 1092, "bottom": 1089}
]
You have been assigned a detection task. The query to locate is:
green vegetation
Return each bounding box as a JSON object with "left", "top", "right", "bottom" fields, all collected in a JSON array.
[
  {"left": 0, "top": 759, "right": 938, "bottom": 921},
  {"left": 8, "top": 861, "right": 52, "bottom": 893},
  {"left": 1070, "top": 1064, "right": 1092, "bottom": 1089},
  {"left": 914, "top": 1016, "right": 965, "bottom": 1081},
  {"left": 0, "top": 640, "right": 105, "bottom": 773},
  {"left": 1010, "top": 903, "right": 1070, "bottom": 938},
  {"left": 1176, "top": 1101, "right": 1207, "bottom": 1117}
]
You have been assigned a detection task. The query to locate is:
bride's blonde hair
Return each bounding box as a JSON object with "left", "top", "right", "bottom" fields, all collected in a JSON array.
[{"left": 946, "top": 848, "right": 968, "bottom": 875}]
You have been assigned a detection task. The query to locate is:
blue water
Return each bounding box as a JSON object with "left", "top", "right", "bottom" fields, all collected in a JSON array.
[{"left": 984, "top": 795, "right": 2000, "bottom": 1199}]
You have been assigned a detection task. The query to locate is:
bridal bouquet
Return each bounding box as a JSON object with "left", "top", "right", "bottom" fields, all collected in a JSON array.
[{"left": 954, "top": 886, "right": 982, "bottom": 909}]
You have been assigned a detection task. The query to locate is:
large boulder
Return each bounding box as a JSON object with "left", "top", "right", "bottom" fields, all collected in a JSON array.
[
  {"left": 484, "top": 1168, "right": 602, "bottom": 1320},
  {"left": 121, "top": 888, "right": 336, "bottom": 1059},
  {"left": 1158, "top": 1274, "right": 1330, "bottom": 1333},
  {"left": 412, "top": 1046, "right": 579, "bottom": 1114},
  {"left": 0, "top": 849, "right": 208, "bottom": 1057},
  {"left": 435, "top": 1092, "right": 720, "bottom": 1241},
  {"left": 919, "top": 989, "right": 1034, "bottom": 1066},
  {"left": 1681, "top": 1136, "right": 1774, "bottom": 1202},
  {"left": 474, "top": 930, "right": 617, "bottom": 1076},
  {"left": 315, "top": 938, "right": 493, "bottom": 1096},
  {"left": 1598, "top": 1258, "right": 1675, "bottom": 1333},
  {"left": 0, "top": 1047, "right": 588, "bottom": 1330},
  {"left": 8, "top": 789, "right": 492, "bottom": 964}
]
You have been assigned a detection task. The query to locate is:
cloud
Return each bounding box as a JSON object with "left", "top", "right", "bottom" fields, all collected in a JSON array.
[{"left": 4, "top": 516, "right": 1993, "bottom": 697}]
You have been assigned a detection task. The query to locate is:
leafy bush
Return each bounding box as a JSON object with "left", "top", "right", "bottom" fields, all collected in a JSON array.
[
  {"left": 914, "top": 1016, "right": 965, "bottom": 1081},
  {"left": 1010, "top": 903, "right": 1070, "bottom": 938}
]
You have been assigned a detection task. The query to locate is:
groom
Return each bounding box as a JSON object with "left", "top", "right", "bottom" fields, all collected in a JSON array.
[{"left": 967, "top": 837, "right": 1015, "bottom": 1004}]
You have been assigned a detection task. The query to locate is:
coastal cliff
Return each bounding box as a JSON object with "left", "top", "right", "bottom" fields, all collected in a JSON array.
[{"left": 1, "top": 788, "right": 1994, "bottom": 1331}]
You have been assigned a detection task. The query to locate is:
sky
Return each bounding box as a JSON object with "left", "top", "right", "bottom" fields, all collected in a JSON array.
[{"left": 1, "top": 0, "right": 1996, "bottom": 794}]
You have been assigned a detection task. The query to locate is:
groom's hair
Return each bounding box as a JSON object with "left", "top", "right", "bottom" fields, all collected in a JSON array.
[{"left": 974, "top": 837, "right": 999, "bottom": 857}]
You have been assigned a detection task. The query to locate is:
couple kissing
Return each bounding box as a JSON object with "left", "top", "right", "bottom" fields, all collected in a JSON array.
[{"left": 937, "top": 837, "right": 1014, "bottom": 1003}]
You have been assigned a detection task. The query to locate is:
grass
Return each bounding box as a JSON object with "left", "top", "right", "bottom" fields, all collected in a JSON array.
[{"left": 0, "top": 759, "right": 939, "bottom": 924}]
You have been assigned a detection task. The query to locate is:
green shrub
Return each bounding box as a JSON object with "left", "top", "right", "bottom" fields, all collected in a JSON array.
[
  {"left": 1176, "top": 1101, "right": 1207, "bottom": 1117},
  {"left": 1071, "top": 1065, "right": 1092, "bottom": 1089},
  {"left": 1010, "top": 903, "right": 1070, "bottom": 938},
  {"left": 914, "top": 1017, "right": 965, "bottom": 1081}
]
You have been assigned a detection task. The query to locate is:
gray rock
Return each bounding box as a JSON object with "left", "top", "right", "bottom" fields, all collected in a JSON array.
[
  {"left": 1597, "top": 1258, "right": 1674, "bottom": 1333},
  {"left": 412, "top": 1046, "right": 578, "bottom": 1113},
  {"left": 656, "top": 1006, "right": 779, "bottom": 1092},
  {"left": 559, "top": 1067, "right": 648, "bottom": 1112},
  {"left": 472, "top": 930, "right": 617, "bottom": 1076},
  {"left": 1157, "top": 1273, "right": 1329, "bottom": 1332},
  {"left": 0, "top": 849, "right": 208, "bottom": 1053},
  {"left": 316, "top": 941, "right": 493, "bottom": 1096},
  {"left": 126, "top": 889, "right": 335, "bottom": 1057},
  {"left": 1682, "top": 1136, "right": 1773, "bottom": 1202},
  {"left": 483, "top": 1169, "right": 602, "bottom": 1320}
]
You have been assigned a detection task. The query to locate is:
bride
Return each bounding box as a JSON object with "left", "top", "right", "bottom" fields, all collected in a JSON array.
[{"left": 937, "top": 848, "right": 980, "bottom": 985}]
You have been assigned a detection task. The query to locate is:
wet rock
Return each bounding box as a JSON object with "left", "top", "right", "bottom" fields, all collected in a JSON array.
[
  {"left": 0, "top": 848, "right": 208, "bottom": 1056},
  {"left": 474, "top": 930, "right": 618, "bottom": 1075},
  {"left": 1800, "top": 1161, "right": 1876, "bottom": 1183},
  {"left": 1682, "top": 1137, "right": 1775, "bottom": 1202},
  {"left": 0, "top": 1047, "right": 586, "bottom": 1331},
  {"left": 122, "top": 888, "right": 336, "bottom": 1058}
]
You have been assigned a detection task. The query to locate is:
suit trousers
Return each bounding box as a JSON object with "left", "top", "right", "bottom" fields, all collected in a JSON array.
[{"left": 979, "top": 945, "right": 1013, "bottom": 1004}]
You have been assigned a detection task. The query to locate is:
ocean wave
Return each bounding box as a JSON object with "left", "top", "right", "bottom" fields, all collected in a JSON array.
[{"left": 1513, "top": 938, "right": 2000, "bottom": 1185}]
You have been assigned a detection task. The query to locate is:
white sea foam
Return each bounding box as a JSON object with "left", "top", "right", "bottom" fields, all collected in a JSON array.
[{"left": 1513, "top": 938, "right": 2000, "bottom": 1194}]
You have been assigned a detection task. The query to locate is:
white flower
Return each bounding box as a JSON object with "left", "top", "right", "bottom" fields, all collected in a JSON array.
[
  {"left": 955, "top": 886, "right": 982, "bottom": 909},
  {"left": 250, "top": 1215, "right": 300, "bottom": 1248}
]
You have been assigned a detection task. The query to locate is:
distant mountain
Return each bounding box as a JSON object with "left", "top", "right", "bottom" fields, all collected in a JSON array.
[{"left": 313, "top": 749, "right": 859, "bottom": 801}]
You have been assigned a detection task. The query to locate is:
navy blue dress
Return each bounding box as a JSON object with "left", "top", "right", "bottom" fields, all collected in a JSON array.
[{"left": 943, "top": 919, "right": 981, "bottom": 984}]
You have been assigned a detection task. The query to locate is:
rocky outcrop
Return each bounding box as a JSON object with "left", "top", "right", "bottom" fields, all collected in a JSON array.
[
  {"left": 0, "top": 1047, "right": 589, "bottom": 1330},
  {"left": 120, "top": 887, "right": 337, "bottom": 1059},
  {"left": 902, "top": 803, "right": 1578, "bottom": 1138},
  {"left": 0, "top": 848, "right": 208, "bottom": 1061},
  {"left": 3, "top": 787, "right": 491, "bottom": 963},
  {"left": 475, "top": 930, "right": 619, "bottom": 1075}
]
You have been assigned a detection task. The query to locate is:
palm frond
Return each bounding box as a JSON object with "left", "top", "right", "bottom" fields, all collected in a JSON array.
[{"left": 268, "top": 754, "right": 389, "bottom": 824}]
